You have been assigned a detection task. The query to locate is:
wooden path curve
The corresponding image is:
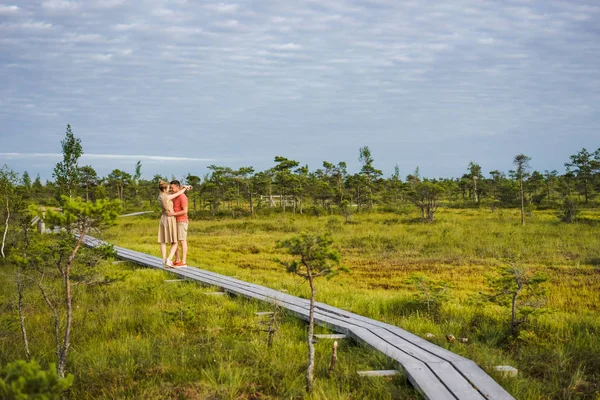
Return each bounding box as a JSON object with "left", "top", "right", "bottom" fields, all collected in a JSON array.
[{"left": 83, "top": 235, "right": 514, "bottom": 400}]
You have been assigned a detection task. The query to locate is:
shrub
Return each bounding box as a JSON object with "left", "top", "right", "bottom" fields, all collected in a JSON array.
[{"left": 0, "top": 360, "right": 74, "bottom": 400}]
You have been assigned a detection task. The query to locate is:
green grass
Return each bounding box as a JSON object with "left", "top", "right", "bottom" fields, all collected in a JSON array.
[
  {"left": 0, "top": 259, "right": 418, "bottom": 399},
  {"left": 100, "top": 206, "right": 600, "bottom": 399}
]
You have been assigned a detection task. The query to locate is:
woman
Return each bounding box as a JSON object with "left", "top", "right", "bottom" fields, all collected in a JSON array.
[{"left": 158, "top": 180, "right": 191, "bottom": 267}]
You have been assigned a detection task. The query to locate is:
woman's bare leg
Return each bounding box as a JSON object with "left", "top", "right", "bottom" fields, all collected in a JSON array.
[
  {"left": 160, "top": 243, "right": 167, "bottom": 262},
  {"left": 168, "top": 242, "right": 178, "bottom": 261}
]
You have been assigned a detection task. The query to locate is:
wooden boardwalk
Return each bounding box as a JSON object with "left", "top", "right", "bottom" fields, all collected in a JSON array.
[{"left": 83, "top": 235, "right": 514, "bottom": 400}]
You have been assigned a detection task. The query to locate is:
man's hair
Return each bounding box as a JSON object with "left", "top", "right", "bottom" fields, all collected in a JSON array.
[{"left": 170, "top": 180, "right": 181, "bottom": 187}]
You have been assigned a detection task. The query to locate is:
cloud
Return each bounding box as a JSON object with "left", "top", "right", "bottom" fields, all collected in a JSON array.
[
  {"left": 0, "top": 0, "right": 599, "bottom": 179},
  {"left": 477, "top": 37, "right": 495, "bottom": 45},
  {"left": 0, "top": 5, "right": 20, "bottom": 15},
  {"left": 42, "top": 0, "right": 80, "bottom": 11},
  {"left": 270, "top": 43, "right": 302, "bottom": 50},
  {"left": 205, "top": 3, "right": 239, "bottom": 13}
]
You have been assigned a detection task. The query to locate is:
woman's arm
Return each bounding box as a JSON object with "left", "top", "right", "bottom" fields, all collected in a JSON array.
[{"left": 166, "top": 186, "right": 192, "bottom": 201}]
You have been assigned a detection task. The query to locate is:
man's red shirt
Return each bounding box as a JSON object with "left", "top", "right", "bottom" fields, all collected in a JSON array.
[{"left": 172, "top": 194, "right": 189, "bottom": 223}]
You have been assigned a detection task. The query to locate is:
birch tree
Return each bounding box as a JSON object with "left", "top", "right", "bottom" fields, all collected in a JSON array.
[
  {"left": 513, "top": 154, "right": 531, "bottom": 225},
  {"left": 52, "top": 125, "right": 83, "bottom": 200}
]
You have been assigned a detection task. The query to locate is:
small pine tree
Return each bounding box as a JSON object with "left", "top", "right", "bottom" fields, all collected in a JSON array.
[
  {"left": 37, "top": 196, "right": 120, "bottom": 378},
  {"left": 488, "top": 263, "right": 547, "bottom": 335},
  {"left": 277, "top": 232, "right": 346, "bottom": 393},
  {"left": 559, "top": 196, "right": 579, "bottom": 223},
  {"left": 0, "top": 360, "right": 73, "bottom": 399}
]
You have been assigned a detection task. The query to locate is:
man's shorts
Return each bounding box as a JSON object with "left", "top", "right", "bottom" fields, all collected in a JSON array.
[{"left": 177, "top": 222, "right": 188, "bottom": 241}]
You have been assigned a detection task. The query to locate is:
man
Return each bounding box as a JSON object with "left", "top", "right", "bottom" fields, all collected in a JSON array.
[{"left": 168, "top": 180, "right": 189, "bottom": 267}]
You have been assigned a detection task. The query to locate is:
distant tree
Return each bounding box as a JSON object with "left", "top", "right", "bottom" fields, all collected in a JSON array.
[
  {"left": 232, "top": 167, "right": 253, "bottom": 208},
  {"left": 294, "top": 165, "right": 309, "bottom": 214},
  {"left": 559, "top": 196, "right": 579, "bottom": 223},
  {"left": 468, "top": 161, "right": 482, "bottom": 203},
  {"left": 277, "top": 232, "right": 344, "bottom": 393},
  {"left": 527, "top": 171, "right": 546, "bottom": 205},
  {"left": 358, "top": 146, "right": 382, "bottom": 209},
  {"left": 387, "top": 164, "right": 404, "bottom": 205},
  {"left": 106, "top": 169, "right": 132, "bottom": 203},
  {"left": 185, "top": 173, "right": 202, "bottom": 215},
  {"left": 131, "top": 161, "right": 142, "bottom": 205},
  {"left": 273, "top": 156, "right": 300, "bottom": 213},
  {"left": 52, "top": 124, "right": 83, "bottom": 200},
  {"left": 339, "top": 199, "right": 353, "bottom": 223},
  {"left": 409, "top": 180, "right": 445, "bottom": 223},
  {"left": 32, "top": 174, "right": 44, "bottom": 200},
  {"left": 565, "top": 148, "right": 598, "bottom": 204},
  {"left": 405, "top": 166, "right": 421, "bottom": 191},
  {"left": 543, "top": 170, "right": 559, "bottom": 202},
  {"left": 79, "top": 165, "right": 99, "bottom": 202},
  {"left": 21, "top": 171, "right": 32, "bottom": 194},
  {"left": 558, "top": 169, "right": 576, "bottom": 198},
  {"left": 513, "top": 154, "right": 531, "bottom": 225},
  {"left": 345, "top": 173, "right": 366, "bottom": 212},
  {"left": 323, "top": 161, "right": 347, "bottom": 206},
  {"left": 488, "top": 170, "right": 504, "bottom": 204}
]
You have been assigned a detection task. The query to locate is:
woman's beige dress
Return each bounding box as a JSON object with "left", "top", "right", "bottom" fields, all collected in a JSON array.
[{"left": 157, "top": 192, "right": 178, "bottom": 243}]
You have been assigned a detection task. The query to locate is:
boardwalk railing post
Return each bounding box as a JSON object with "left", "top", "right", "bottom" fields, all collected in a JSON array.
[
  {"left": 328, "top": 340, "right": 338, "bottom": 375},
  {"left": 37, "top": 208, "right": 46, "bottom": 234}
]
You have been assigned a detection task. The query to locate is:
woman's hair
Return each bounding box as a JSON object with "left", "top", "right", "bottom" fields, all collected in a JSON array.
[{"left": 159, "top": 180, "right": 169, "bottom": 192}]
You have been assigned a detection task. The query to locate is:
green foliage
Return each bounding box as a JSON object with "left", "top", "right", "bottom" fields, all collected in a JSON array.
[
  {"left": 559, "top": 196, "right": 579, "bottom": 223},
  {"left": 408, "top": 180, "right": 445, "bottom": 222},
  {"left": 277, "top": 232, "right": 344, "bottom": 279},
  {"left": 52, "top": 124, "right": 83, "bottom": 200},
  {"left": 0, "top": 260, "right": 414, "bottom": 399},
  {"left": 339, "top": 199, "right": 353, "bottom": 223},
  {"left": 405, "top": 274, "right": 451, "bottom": 317},
  {"left": 0, "top": 360, "right": 73, "bottom": 399},
  {"left": 44, "top": 196, "right": 121, "bottom": 232},
  {"left": 488, "top": 263, "right": 548, "bottom": 334},
  {"left": 69, "top": 209, "right": 600, "bottom": 398}
]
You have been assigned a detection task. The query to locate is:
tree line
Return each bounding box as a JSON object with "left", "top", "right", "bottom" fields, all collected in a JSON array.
[{"left": 6, "top": 126, "right": 600, "bottom": 223}]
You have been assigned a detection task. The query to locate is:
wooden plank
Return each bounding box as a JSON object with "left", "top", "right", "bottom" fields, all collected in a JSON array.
[
  {"left": 255, "top": 312, "right": 275, "bottom": 316},
  {"left": 358, "top": 370, "right": 400, "bottom": 377},
  {"left": 494, "top": 366, "right": 518, "bottom": 378},
  {"left": 314, "top": 334, "right": 347, "bottom": 339},
  {"left": 120, "top": 211, "right": 153, "bottom": 217},
  {"left": 314, "top": 301, "right": 512, "bottom": 399}
]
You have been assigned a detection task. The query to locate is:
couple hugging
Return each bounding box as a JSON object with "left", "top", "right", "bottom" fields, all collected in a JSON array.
[{"left": 158, "top": 180, "right": 192, "bottom": 267}]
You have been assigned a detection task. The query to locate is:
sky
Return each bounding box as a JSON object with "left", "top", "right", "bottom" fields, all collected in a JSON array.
[{"left": 1, "top": 0, "right": 599, "bottom": 182}]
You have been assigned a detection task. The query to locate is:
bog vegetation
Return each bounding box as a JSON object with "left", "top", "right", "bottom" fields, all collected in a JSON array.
[{"left": 1, "top": 125, "right": 599, "bottom": 399}]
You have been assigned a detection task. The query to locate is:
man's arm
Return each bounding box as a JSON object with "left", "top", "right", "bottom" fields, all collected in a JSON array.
[
  {"left": 169, "top": 205, "right": 188, "bottom": 217},
  {"left": 168, "top": 195, "right": 188, "bottom": 217}
]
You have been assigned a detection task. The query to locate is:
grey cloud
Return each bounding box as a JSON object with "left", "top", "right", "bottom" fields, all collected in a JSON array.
[{"left": 0, "top": 0, "right": 598, "bottom": 180}]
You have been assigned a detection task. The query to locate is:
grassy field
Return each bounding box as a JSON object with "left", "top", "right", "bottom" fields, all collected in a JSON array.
[
  {"left": 0, "top": 257, "right": 420, "bottom": 399},
  {"left": 98, "top": 206, "right": 600, "bottom": 399}
]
